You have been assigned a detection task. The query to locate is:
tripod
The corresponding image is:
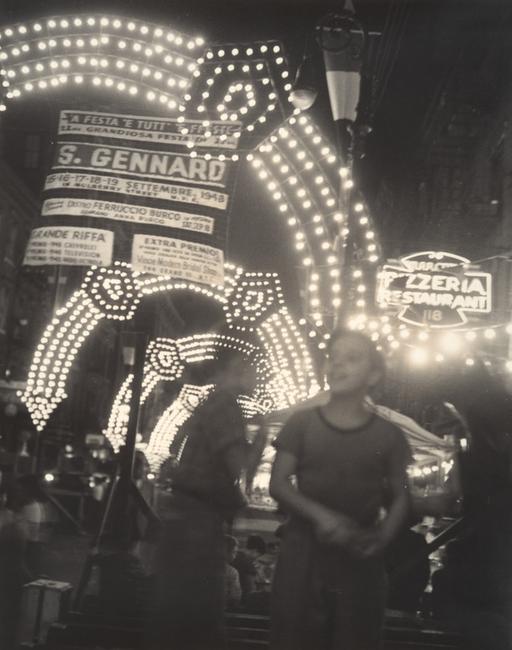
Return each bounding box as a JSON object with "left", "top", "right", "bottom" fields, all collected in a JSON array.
[{"left": 73, "top": 331, "right": 160, "bottom": 610}]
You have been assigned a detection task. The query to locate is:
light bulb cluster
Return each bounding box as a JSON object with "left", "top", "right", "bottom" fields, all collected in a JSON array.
[
  {"left": 216, "top": 81, "right": 256, "bottom": 122},
  {"left": 344, "top": 313, "right": 512, "bottom": 373},
  {"left": 147, "top": 338, "right": 184, "bottom": 378},
  {"left": 236, "top": 394, "right": 269, "bottom": 419},
  {"left": 0, "top": 16, "right": 386, "bottom": 355},
  {"left": 408, "top": 458, "right": 454, "bottom": 479},
  {"left": 103, "top": 312, "right": 319, "bottom": 465},
  {"left": 0, "top": 16, "right": 204, "bottom": 50},
  {"left": 22, "top": 262, "right": 141, "bottom": 430},
  {"left": 21, "top": 291, "right": 103, "bottom": 431},
  {"left": 23, "top": 261, "right": 311, "bottom": 432},
  {"left": 177, "top": 333, "right": 259, "bottom": 366},
  {"left": 104, "top": 373, "right": 133, "bottom": 452},
  {"left": 345, "top": 195, "right": 381, "bottom": 265},
  {"left": 84, "top": 261, "right": 140, "bottom": 319},
  {"left": 5, "top": 72, "right": 181, "bottom": 111},
  {"left": 332, "top": 191, "right": 381, "bottom": 322},
  {"left": 224, "top": 272, "right": 284, "bottom": 330},
  {"left": 135, "top": 270, "right": 229, "bottom": 305},
  {"left": 257, "top": 308, "right": 320, "bottom": 410},
  {"left": 247, "top": 111, "right": 368, "bottom": 339},
  {"left": 23, "top": 258, "right": 321, "bottom": 472},
  {"left": 105, "top": 333, "right": 261, "bottom": 453},
  {"left": 180, "top": 40, "right": 292, "bottom": 149},
  {"left": 398, "top": 325, "right": 506, "bottom": 369},
  {"left": 276, "top": 116, "right": 380, "bottom": 340},
  {"left": 1, "top": 15, "right": 384, "bottom": 353},
  {"left": 141, "top": 339, "right": 184, "bottom": 403},
  {"left": 145, "top": 383, "right": 214, "bottom": 470},
  {"left": 0, "top": 14, "right": 203, "bottom": 111}
]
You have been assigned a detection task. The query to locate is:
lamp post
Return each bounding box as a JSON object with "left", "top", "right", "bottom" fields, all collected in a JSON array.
[
  {"left": 291, "top": 1, "right": 375, "bottom": 326},
  {"left": 316, "top": 7, "right": 367, "bottom": 167}
]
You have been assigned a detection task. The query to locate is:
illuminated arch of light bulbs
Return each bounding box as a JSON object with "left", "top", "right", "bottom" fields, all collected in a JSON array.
[
  {"left": 7, "top": 14, "right": 505, "bottom": 368},
  {"left": 0, "top": 14, "right": 204, "bottom": 111},
  {"left": 9, "top": 12, "right": 477, "bottom": 454},
  {"left": 248, "top": 115, "right": 381, "bottom": 342},
  {"left": 0, "top": 13, "right": 384, "bottom": 346},
  {"left": 106, "top": 332, "right": 278, "bottom": 470},
  {"left": 21, "top": 260, "right": 320, "bottom": 434},
  {"left": 7, "top": 12, "right": 509, "bottom": 482},
  {"left": 4, "top": 13, "right": 507, "bottom": 388}
]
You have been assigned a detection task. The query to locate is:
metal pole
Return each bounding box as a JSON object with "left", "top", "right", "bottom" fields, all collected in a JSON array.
[
  {"left": 335, "top": 119, "right": 355, "bottom": 326},
  {"left": 119, "top": 331, "right": 147, "bottom": 483}
]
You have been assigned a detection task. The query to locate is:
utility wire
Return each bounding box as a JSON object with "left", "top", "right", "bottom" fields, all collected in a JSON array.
[
  {"left": 373, "top": 3, "right": 410, "bottom": 112},
  {"left": 374, "top": 0, "right": 400, "bottom": 82}
]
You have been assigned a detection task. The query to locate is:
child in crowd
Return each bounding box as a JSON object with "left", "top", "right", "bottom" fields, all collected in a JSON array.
[
  {"left": 15, "top": 474, "right": 52, "bottom": 578},
  {"left": 224, "top": 535, "right": 242, "bottom": 610},
  {"left": 269, "top": 328, "right": 411, "bottom": 650},
  {"left": 232, "top": 534, "right": 266, "bottom": 602}
]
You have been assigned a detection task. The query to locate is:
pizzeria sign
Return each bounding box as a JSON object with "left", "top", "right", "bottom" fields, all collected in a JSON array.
[{"left": 376, "top": 251, "right": 492, "bottom": 328}]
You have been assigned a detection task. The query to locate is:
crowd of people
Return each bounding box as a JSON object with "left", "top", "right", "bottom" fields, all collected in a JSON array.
[
  {"left": 137, "top": 328, "right": 414, "bottom": 650},
  {"left": 2, "top": 327, "right": 512, "bottom": 650},
  {"left": 143, "top": 328, "right": 512, "bottom": 650}
]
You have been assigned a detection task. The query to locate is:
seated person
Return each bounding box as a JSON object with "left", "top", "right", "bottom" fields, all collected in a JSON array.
[
  {"left": 232, "top": 535, "right": 266, "bottom": 604},
  {"left": 224, "top": 535, "right": 241, "bottom": 610}
]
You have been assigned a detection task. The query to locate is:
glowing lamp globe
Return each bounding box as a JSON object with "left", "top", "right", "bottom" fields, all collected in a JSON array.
[{"left": 289, "top": 87, "right": 318, "bottom": 111}]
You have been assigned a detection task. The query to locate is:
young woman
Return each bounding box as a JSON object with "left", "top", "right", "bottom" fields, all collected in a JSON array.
[{"left": 269, "top": 328, "right": 411, "bottom": 650}]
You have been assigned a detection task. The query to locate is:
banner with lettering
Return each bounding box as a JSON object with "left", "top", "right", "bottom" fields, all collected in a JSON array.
[
  {"left": 31, "top": 109, "right": 241, "bottom": 284},
  {"left": 132, "top": 234, "right": 224, "bottom": 286},
  {"left": 24, "top": 226, "right": 113, "bottom": 267},
  {"left": 376, "top": 251, "right": 492, "bottom": 328}
]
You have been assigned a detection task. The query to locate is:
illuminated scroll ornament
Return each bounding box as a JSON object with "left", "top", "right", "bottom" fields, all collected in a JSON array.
[
  {"left": 0, "top": 13, "right": 384, "bottom": 342},
  {"left": 22, "top": 261, "right": 319, "bottom": 432}
]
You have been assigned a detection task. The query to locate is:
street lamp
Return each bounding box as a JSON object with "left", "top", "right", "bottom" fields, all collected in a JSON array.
[
  {"left": 291, "top": 1, "right": 376, "bottom": 325},
  {"left": 291, "top": 1, "right": 369, "bottom": 163},
  {"left": 289, "top": 55, "right": 318, "bottom": 111},
  {"left": 315, "top": 7, "right": 367, "bottom": 165}
]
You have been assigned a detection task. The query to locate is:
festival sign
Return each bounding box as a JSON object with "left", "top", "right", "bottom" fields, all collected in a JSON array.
[
  {"left": 43, "top": 174, "right": 228, "bottom": 210},
  {"left": 51, "top": 142, "right": 229, "bottom": 187},
  {"left": 33, "top": 109, "right": 241, "bottom": 283},
  {"left": 42, "top": 198, "right": 214, "bottom": 234},
  {"left": 23, "top": 226, "right": 113, "bottom": 267},
  {"left": 132, "top": 234, "right": 224, "bottom": 286},
  {"left": 376, "top": 251, "right": 492, "bottom": 328},
  {"left": 58, "top": 110, "right": 240, "bottom": 149}
]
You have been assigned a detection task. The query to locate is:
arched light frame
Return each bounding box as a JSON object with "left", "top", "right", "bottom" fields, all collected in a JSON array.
[
  {"left": 0, "top": 13, "right": 384, "bottom": 344},
  {"left": 7, "top": 14, "right": 505, "bottom": 381},
  {"left": 0, "top": 14, "right": 204, "bottom": 110},
  {"left": 106, "top": 332, "right": 275, "bottom": 469},
  {"left": 0, "top": 14, "right": 385, "bottom": 448},
  {"left": 21, "top": 261, "right": 320, "bottom": 433}
]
